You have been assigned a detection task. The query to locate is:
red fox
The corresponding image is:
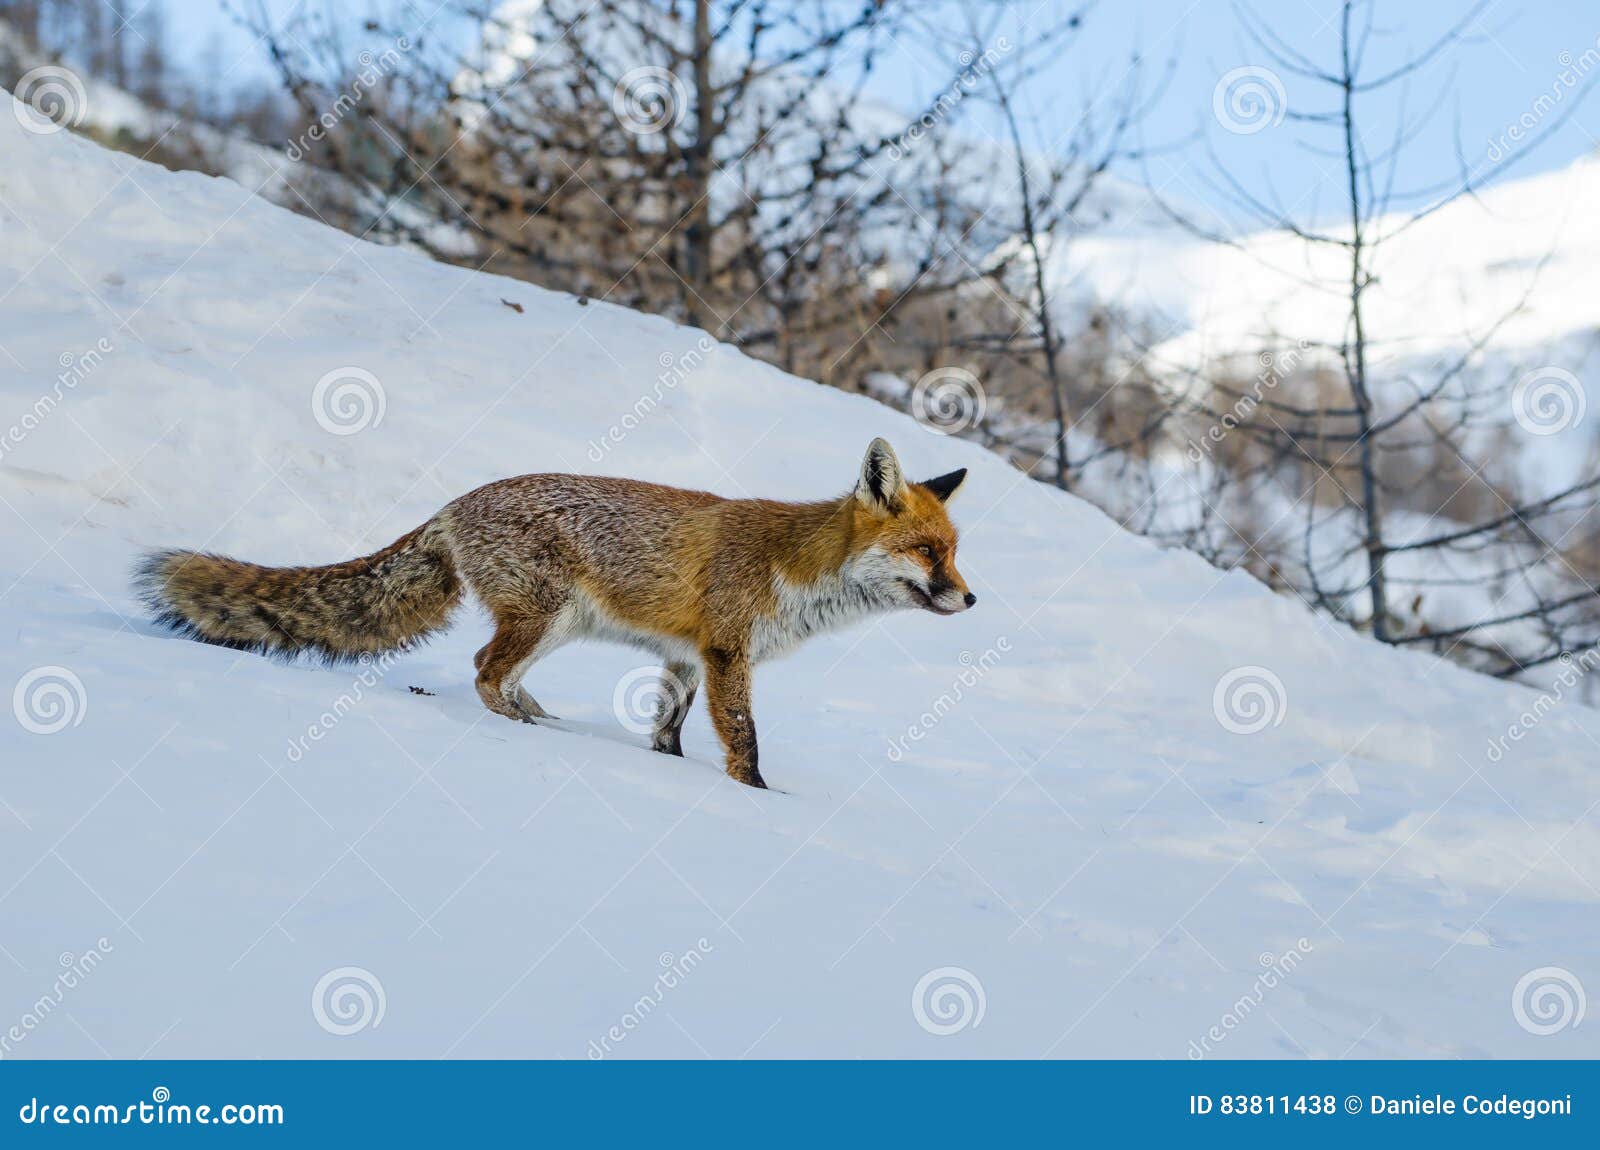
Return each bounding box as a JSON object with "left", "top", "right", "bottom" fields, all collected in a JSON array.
[{"left": 136, "top": 438, "right": 974, "bottom": 788}]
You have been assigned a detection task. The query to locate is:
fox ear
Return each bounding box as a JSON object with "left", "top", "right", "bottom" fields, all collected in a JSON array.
[
  {"left": 855, "top": 437, "right": 907, "bottom": 514},
  {"left": 920, "top": 468, "right": 967, "bottom": 503}
]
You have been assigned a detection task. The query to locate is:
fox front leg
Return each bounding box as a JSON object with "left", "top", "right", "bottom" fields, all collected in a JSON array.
[{"left": 702, "top": 646, "right": 765, "bottom": 789}]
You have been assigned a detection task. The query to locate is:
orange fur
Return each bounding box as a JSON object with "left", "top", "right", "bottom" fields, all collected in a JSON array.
[{"left": 138, "top": 439, "right": 973, "bottom": 788}]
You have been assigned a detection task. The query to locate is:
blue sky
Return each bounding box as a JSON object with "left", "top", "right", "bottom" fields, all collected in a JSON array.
[
  {"left": 168, "top": 0, "right": 1600, "bottom": 227},
  {"left": 878, "top": 0, "right": 1600, "bottom": 225}
]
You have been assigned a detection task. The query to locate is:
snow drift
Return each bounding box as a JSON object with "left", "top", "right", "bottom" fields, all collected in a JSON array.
[{"left": 0, "top": 102, "right": 1597, "bottom": 1059}]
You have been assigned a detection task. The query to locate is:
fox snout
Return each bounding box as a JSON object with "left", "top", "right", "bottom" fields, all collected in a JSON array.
[
  {"left": 919, "top": 563, "right": 975, "bottom": 615},
  {"left": 893, "top": 548, "right": 974, "bottom": 615}
]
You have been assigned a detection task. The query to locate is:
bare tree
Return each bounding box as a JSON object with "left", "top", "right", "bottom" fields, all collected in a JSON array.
[
  {"left": 238, "top": 1, "right": 963, "bottom": 337},
  {"left": 235, "top": 0, "right": 1175, "bottom": 440},
  {"left": 1147, "top": 0, "right": 1600, "bottom": 675},
  {"left": 963, "top": 2, "right": 1169, "bottom": 492}
]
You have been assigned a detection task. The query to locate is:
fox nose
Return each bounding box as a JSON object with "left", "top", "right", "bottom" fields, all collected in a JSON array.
[{"left": 963, "top": 592, "right": 977, "bottom": 607}]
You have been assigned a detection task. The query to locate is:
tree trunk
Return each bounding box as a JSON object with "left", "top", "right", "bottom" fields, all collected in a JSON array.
[
  {"left": 1340, "top": 2, "right": 1389, "bottom": 640},
  {"left": 682, "top": 0, "right": 715, "bottom": 330}
]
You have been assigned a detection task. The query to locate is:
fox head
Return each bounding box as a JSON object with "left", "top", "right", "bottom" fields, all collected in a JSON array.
[{"left": 849, "top": 438, "right": 975, "bottom": 616}]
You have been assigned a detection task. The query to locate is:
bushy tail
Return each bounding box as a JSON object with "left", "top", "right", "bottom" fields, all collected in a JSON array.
[{"left": 135, "top": 521, "right": 461, "bottom": 663}]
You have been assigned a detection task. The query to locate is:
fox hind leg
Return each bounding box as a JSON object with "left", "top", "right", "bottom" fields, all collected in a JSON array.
[
  {"left": 651, "top": 660, "right": 700, "bottom": 757},
  {"left": 475, "top": 610, "right": 564, "bottom": 724}
]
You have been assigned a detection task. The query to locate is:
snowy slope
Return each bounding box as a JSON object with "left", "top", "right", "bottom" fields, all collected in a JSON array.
[
  {"left": 0, "top": 23, "right": 296, "bottom": 207},
  {"left": 1068, "top": 152, "right": 1600, "bottom": 386},
  {"left": 1, "top": 104, "right": 1597, "bottom": 1060}
]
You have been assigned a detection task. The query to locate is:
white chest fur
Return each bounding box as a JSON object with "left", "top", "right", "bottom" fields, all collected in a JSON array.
[{"left": 749, "top": 569, "right": 891, "bottom": 663}]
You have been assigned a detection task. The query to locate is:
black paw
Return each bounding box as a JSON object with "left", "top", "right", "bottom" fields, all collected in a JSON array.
[{"left": 652, "top": 738, "right": 684, "bottom": 757}]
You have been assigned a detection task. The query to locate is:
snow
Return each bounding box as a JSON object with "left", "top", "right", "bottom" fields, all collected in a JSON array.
[
  {"left": 1065, "top": 150, "right": 1600, "bottom": 420},
  {"left": 1073, "top": 151, "right": 1600, "bottom": 356},
  {"left": 1, "top": 103, "right": 1598, "bottom": 1060},
  {"left": 1012, "top": 153, "right": 1600, "bottom": 670}
]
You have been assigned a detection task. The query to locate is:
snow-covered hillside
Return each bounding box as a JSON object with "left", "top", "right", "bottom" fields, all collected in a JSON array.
[
  {"left": 1, "top": 103, "right": 1596, "bottom": 1059},
  {"left": 1069, "top": 151, "right": 1600, "bottom": 388}
]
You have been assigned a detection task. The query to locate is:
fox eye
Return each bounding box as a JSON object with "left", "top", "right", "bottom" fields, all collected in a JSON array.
[{"left": 916, "top": 545, "right": 935, "bottom": 561}]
